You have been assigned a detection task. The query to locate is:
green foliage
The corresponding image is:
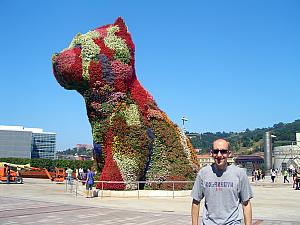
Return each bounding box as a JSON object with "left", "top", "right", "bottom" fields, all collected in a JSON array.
[
  {"left": 31, "top": 158, "right": 54, "bottom": 170},
  {"left": 0, "top": 158, "right": 94, "bottom": 172},
  {"left": 58, "top": 147, "right": 92, "bottom": 157},
  {"left": 0, "top": 157, "right": 31, "bottom": 165},
  {"left": 189, "top": 119, "right": 300, "bottom": 153}
]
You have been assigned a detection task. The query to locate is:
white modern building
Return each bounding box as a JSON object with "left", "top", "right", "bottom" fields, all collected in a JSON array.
[
  {"left": 0, "top": 125, "right": 56, "bottom": 159},
  {"left": 273, "top": 133, "right": 300, "bottom": 171}
]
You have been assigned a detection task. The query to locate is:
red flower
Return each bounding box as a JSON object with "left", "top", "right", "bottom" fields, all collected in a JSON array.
[
  {"left": 88, "top": 60, "right": 102, "bottom": 88},
  {"left": 93, "top": 38, "right": 115, "bottom": 60},
  {"left": 96, "top": 129, "right": 126, "bottom": 190},
  {"left": 130, "top": 79, "right": 157, "bottom": 119},
  {"left": 55, "top": 48, "right": 83, "bottom": 84}
]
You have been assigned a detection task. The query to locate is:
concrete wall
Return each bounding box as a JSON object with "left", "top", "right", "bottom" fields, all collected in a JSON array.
[{"left": 0, "top": 130, "right": 32, "bottom": 158}]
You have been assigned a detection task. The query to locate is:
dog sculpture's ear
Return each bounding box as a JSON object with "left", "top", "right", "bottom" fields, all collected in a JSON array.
[{"left": 114, "top": 16, "right": 127, "bottom": 31}]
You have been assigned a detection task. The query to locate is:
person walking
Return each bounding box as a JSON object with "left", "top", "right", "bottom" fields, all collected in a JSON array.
[
  {"left": 295, "top": 170, "right": 300, "bottom": 190},
  {"left": 86, "top": 167, "right": 95, "bottom": 198},
  {"left": 66, "top": 167, "right": 73, "bottom": 185},
  {"left": 261, "top": 170, "right": 265, "bottom": 180},
  {"left": 191, "top": 139, "right": 253, "bottom": 225},
  {"left": 283, "top": 170, "right": 289, "bottom": 183},
  {"left": 79, "top": 167, "right": 84, "bottom": 180},
  {"left": 4, "top": 164, "right": 10, "bottom": 184},
  {"left": 271, "top": 169, "right": 276, "bottom": 183}
]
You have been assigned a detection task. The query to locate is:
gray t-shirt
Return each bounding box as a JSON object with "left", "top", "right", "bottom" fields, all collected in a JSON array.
[{"left": 191, "top": 164, "right": 253, "bottom": 225}]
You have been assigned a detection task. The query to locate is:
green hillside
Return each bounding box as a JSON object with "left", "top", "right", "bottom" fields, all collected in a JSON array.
[{"left": 188, "top": 119, "right": 300, "bottom": 154}]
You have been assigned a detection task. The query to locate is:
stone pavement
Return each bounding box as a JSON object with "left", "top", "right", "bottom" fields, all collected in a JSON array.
[{"left": 0, "top": 178, "right": 299, "bottom": 225}]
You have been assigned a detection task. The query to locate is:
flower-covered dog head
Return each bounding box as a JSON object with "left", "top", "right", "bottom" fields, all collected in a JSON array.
[{"left": 52, "top": 17, "right": 135, "bottom": 94}]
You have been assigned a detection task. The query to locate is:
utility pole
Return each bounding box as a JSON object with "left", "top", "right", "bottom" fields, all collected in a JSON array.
[{"left": 181, "top": 116, "right": 188, "bottom": 133}]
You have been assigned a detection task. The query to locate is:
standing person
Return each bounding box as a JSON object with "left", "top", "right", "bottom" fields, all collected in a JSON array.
[
  {"left": 296, "top": 170, "right": 300, "bottom": 190},
  {"left": 283, "top": 170, "right": 289, "bottom": 183},
  {"left": 292, "top": 169, "right": 297, "bottom": 189},
  {"left": 75, "top": 168, "right": 79, "bottom": 180},
  {"left": 257, "top": 169, "right": 261, "bottom": 181},
  {"left": 79, "top": 167, "right": 84, "bottom": 180},
  {"left": 4, "top": 164, "right": 10, "bottom": 184},
  {"left": 271, "top": 169, "right": 276, "bottom": 183},
  {"left": 251, "top": 169, "right": 255, "bottom": 182},
  {"left": 86, "top": 167, "right": 95, "bottom": 198},
  {"left": 66, "top": 167, "right": 73, "bottom": 185},
  {"left": 261, "top": 170, "right": 265, "bottom": 180},
  {"left": 191, "top": 139, "right": 253, "bottom": 225}
]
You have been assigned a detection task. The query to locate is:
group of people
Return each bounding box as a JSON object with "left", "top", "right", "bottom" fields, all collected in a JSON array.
[
  {"left": 269, "top": 168, "right": 300, "bottom": 189},
  {"left": 281, "top": 168, "right": 300, "bottom": 189},
  {"left": 251, "top": 168, "right": 265, "bottom": 182},
  {"left": 65, "top": 167, "right": 96, "bottom": 198}
]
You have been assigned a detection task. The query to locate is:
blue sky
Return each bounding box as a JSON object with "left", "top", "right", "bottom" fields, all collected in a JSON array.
[{"left": 0, "top": 1, "right": 299, "bottom": 150}]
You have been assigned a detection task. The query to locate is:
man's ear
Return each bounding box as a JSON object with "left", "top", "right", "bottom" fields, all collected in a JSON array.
[
  {"left": 210, "top": 150, "right": 213, "bottom": 157},
  {"left": 228, "top": 151, "right": 232, "bottom": 158}
]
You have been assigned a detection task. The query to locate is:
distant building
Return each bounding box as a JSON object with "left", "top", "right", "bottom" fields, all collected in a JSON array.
[
  {"left": 74, "top": 154, "right": 92, "bottom": 161},
  {"left": 0, "top": 125, "right": 56, "bottom": 159},
  {"left": 197, "top": 154, "right": 214, "bottom": 168},
  {"left": 197, "top": 154, "right": 235, "bottom": 169},
  {"left": 273, "top": 133, "right": 300, "bottom": 172},
  {"left": 235, "top": 155, "right": 264, "bottom": 175},
  {"left": 76, "top": 144, "right": 93, "bottom": 150}
]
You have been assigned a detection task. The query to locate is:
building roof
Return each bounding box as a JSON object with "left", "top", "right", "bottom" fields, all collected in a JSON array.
[
  {"left": 0, "top": 125, "right": 55, "bottom": 134},
  {"left": 235, "top": 155, "right": 264, "bottom": 163},
  {"left": 197, "top": 154, "right": 211, "bottom": 159}
]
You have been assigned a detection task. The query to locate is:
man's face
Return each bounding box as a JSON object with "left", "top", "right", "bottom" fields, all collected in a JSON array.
[{"left": 210, "top": 139, "right": 231, "bottom": 170}]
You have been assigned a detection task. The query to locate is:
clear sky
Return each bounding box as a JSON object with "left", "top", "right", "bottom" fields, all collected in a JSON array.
[{"left": 0, "top": 1, "right": 299, "bottom": 151}]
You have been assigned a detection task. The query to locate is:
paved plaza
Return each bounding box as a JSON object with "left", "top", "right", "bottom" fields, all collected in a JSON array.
[{"left": 0, "top": 178, "right": 299, "bottom": 225}]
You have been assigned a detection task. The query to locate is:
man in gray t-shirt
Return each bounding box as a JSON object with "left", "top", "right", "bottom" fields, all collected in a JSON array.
[{"left": 191, "top": 139, "right": 253, "bottom": 225}]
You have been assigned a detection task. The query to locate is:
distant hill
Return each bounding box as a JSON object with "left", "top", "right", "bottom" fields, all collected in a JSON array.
[
  {"left": 187, "top": 119, "right": 300, "bottom": 155},
  {"left": 57, "top": 146, "right": 93, "bottom": 157}
]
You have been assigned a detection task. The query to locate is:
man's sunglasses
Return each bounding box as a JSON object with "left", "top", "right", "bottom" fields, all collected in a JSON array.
[{"left": 212, "top": 149, "right": 229, "bottom": 155}]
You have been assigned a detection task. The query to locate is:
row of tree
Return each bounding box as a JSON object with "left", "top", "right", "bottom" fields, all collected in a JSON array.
[
  {"left": 188, "top": 119, "right": 300, "bottom": 154},
  {"left": 0, "top": 157, "right": 93, "bottom": 172}
]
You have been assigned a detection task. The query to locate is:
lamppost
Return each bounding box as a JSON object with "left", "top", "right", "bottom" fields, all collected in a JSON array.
[{"left": 181, "top": 116, "right": 188, "bottom": 133}]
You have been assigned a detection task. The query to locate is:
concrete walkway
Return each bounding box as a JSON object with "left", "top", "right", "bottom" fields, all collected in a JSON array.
[{"left": 0, "top": 178, "right": 299, "bottom": 224}]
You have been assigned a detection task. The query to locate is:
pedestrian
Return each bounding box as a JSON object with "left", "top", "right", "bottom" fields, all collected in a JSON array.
[
  {"left": 296, "top": 170, "right": 300, "bottom": 190},
  {"left": 65, "top": 167, "right": 73, "bottom": 185},
  {"left": 257, "top": 169, "right": 261, "bottom": 181},
  {"left": 75, "top": 168, "right": 79, "bottom": 180},
  {"left": 4, "top": 164, "right": 10, "bottom": 184},
  {"left": 288, "top": 168, "right": 292, "bottom": 177},
  {"left": 283, "top": 170, "right": 289, "bottom": 183},
  {"left": 271, "top": 169, "right": 276, "bottom": 183},
  {"left": 191, "top": 139, "right": 253, "bottom": 225},
  {"left": 86, "top": 167, "right": 95, "bottom": 198},
  {"left": 292, "top": 169, "right": 297, "bottom": 188},
  {"left": 251, "top": 169, "right": 255, "bottom": 182},
  {"left": 79, "top": 167, "right": 84, "bottom": 180},
  {"left": 261, "top": 170, "right": 265, "bottom": 180}
]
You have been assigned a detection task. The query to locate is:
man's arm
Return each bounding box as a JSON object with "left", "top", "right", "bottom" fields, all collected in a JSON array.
[
  {"left": 242, "top": 200, "right": 252, "bottom": 225},
  {"left": 191, "top": 199, "right": 200, "bottom": 225}
]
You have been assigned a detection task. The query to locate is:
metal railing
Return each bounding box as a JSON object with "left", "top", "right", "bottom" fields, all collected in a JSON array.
[{"left": 65, "top": 180, "right": 194, "bottom": 199}]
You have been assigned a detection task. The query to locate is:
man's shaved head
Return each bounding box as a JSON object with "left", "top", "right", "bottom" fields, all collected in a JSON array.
[{"left": 213, "top": 139, "right": 230, "bottom": 150}]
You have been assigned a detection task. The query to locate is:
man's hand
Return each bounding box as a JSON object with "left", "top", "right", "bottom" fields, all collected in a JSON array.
[
  {"left": 242, "top": 200, "right": 252, "bottom": 225},
  {"left": 191, "top": 199, "right": 200, "bottom": 225}
]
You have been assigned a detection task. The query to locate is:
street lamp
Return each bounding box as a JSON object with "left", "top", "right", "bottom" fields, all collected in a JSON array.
[{"left": 181, "top": 116, "right": 188, "bottom": 133}]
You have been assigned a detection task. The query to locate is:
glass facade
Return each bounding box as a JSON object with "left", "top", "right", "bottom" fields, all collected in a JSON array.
[{"left": 31, "top": 133, "right": 56, "bottom": 159}]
